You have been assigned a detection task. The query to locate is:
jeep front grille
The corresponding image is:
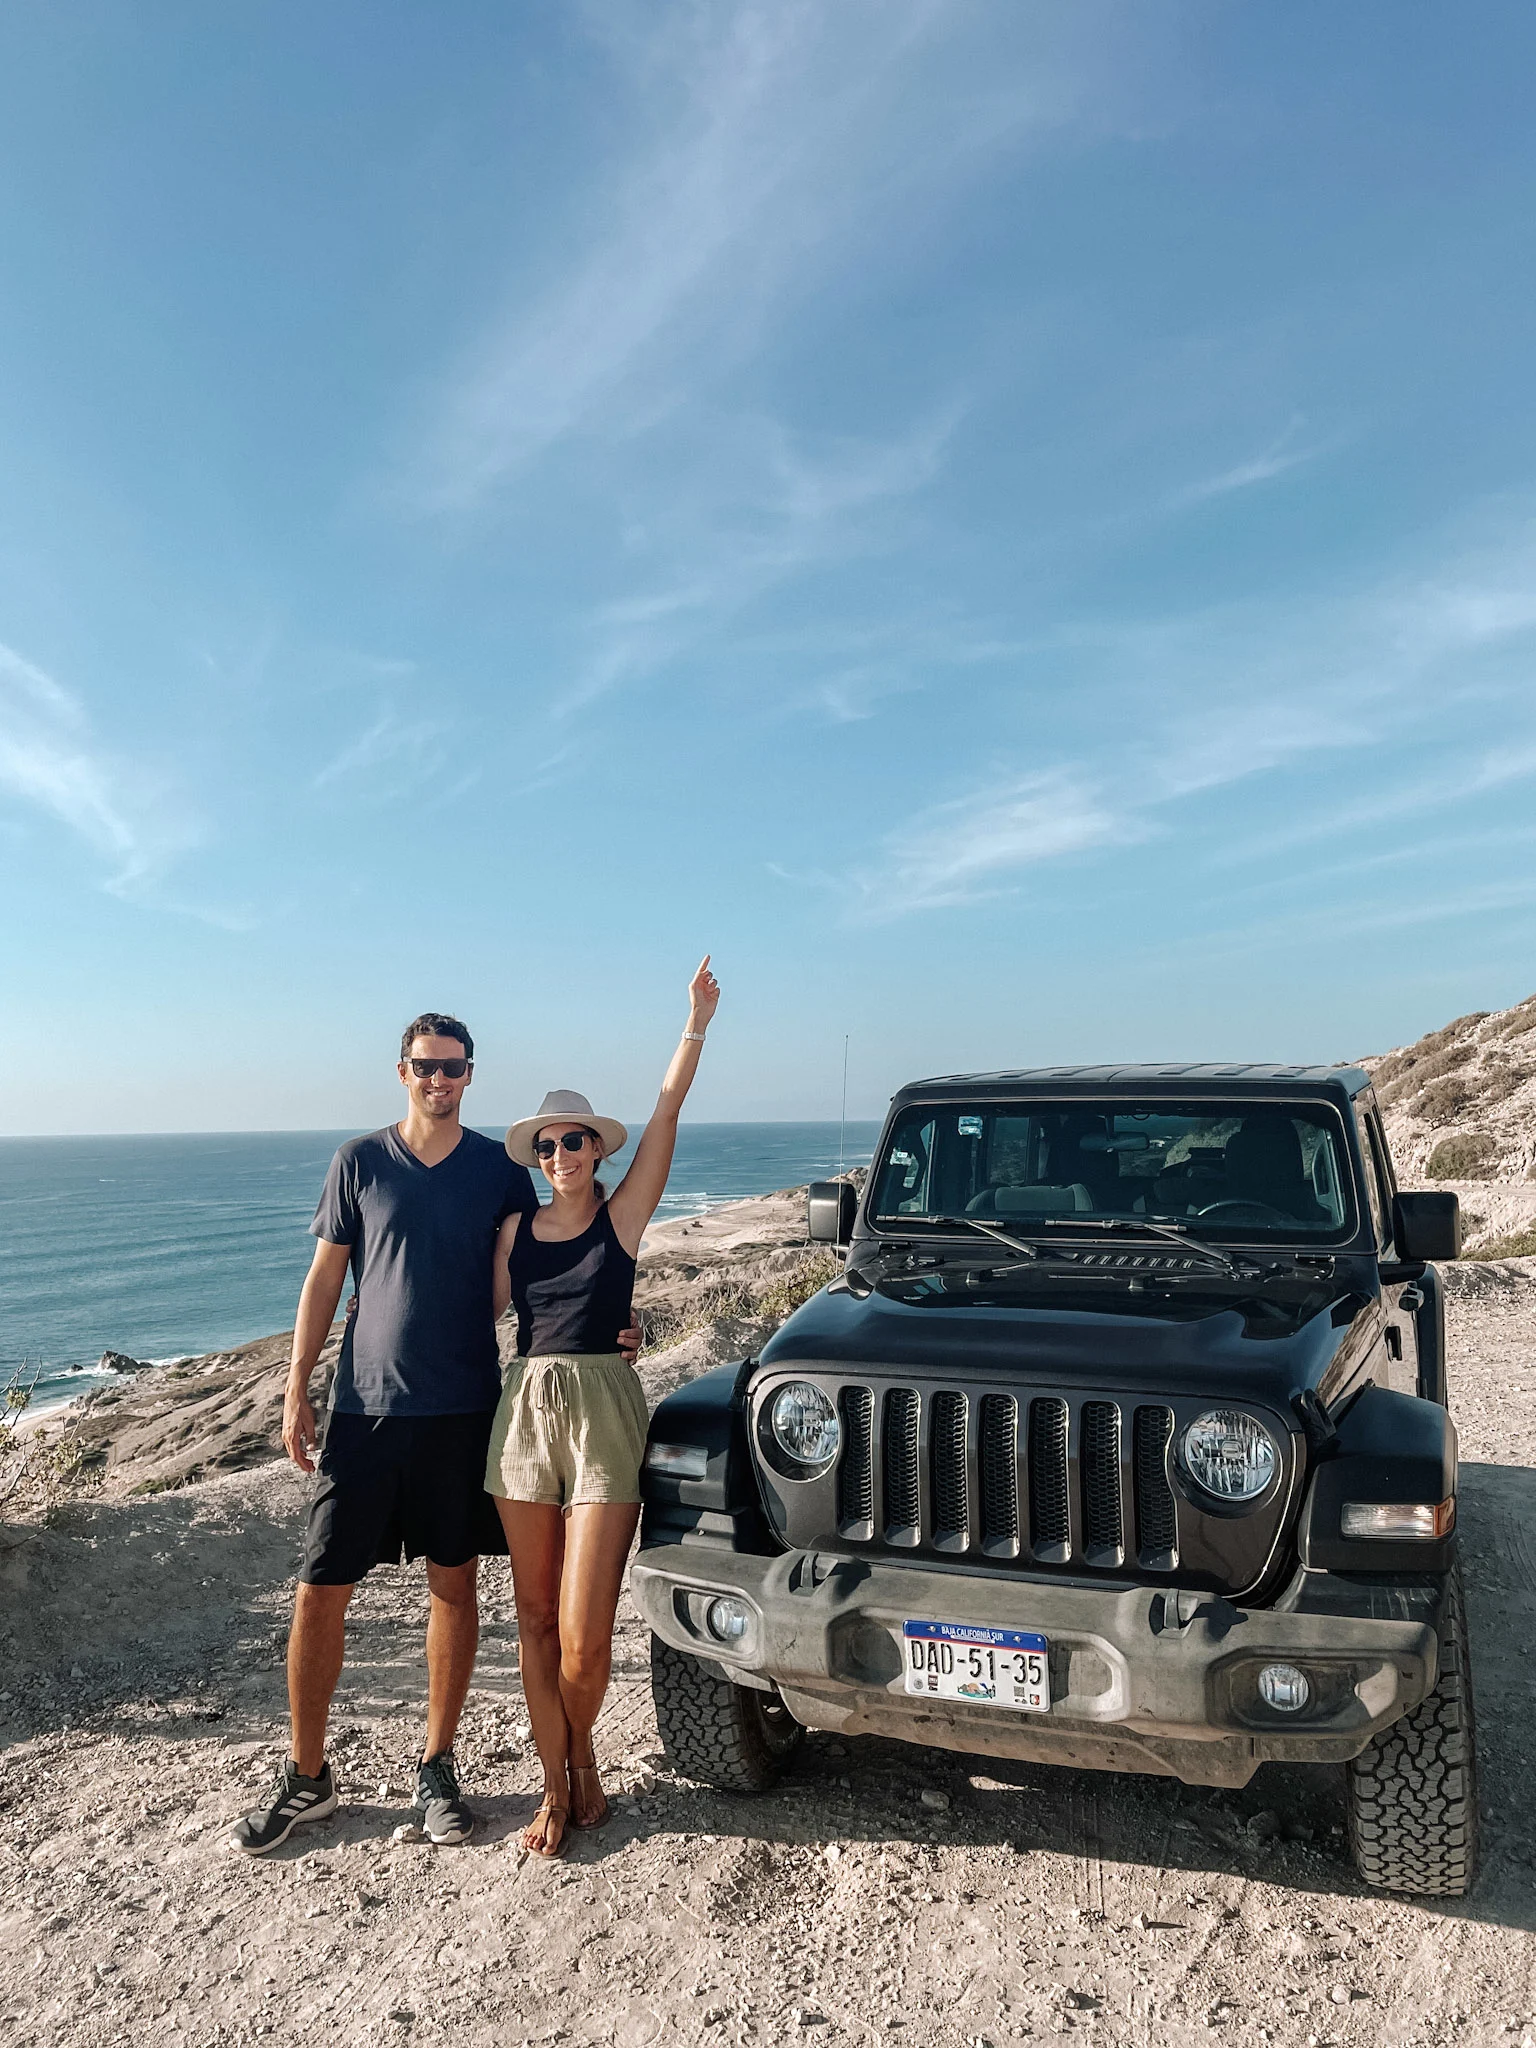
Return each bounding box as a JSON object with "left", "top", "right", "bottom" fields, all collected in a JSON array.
[{"left": 839, "top": 1382, "right": 1183, "bottom": 1572}]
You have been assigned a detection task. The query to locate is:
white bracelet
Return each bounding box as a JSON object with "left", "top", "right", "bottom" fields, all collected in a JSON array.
[{"left": 683, "top": 1031, "right": 706, "bottom": 1043}]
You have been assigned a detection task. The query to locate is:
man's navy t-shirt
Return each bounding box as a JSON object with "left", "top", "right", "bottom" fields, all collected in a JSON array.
[{"left": 310, "top": 1126, "right": 538, "bottom": 1418}]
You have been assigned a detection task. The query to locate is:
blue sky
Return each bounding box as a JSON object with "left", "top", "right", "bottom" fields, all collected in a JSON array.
[{"left": 3, "top": 3, "right": 1535, "bottom": 1136}]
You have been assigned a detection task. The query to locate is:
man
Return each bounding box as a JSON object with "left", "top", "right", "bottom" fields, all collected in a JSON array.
[{"left": 232, "top": 1013, "right": 641, "bottom": 1855}]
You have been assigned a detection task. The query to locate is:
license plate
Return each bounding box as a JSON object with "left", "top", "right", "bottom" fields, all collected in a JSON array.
[{"left": 902, "top": 1620, "right": 1050, "bottom": 1713}]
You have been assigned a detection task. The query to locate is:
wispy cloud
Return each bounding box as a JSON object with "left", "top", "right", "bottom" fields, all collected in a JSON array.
[
  {"left": 406, "top": 3, "right": 1039, "bottom": 510},
  {"left": 560, "top": 406, "right": 960, "bottom": 711},
  {"left": 813, "top": 508, "right": 1536, "bottom": 920},
  {"left": 852, "top": 769, "right": 1142, "bottom": 918},
  {"left": 310, "top": 706, "right": 445, "bottom": 793},
  {"left": 0, "top": 642, "right": 192, "bottom": 893},
  {"left": 1168, "top": 417, "right": 1325, "bottom": 508}
]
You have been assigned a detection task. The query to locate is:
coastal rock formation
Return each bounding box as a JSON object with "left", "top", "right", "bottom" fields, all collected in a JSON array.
[{"left": 96, "top": 1350, "right": 152, "bottom": 1375}]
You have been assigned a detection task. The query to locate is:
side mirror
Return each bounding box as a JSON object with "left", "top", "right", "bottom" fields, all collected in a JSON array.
[
  {"left": 808, "top": 1180, "right": 857, "bottom": 1247},
  {"left": 1392, "top": 1190, "right": 1461, "bottom": 1264}
]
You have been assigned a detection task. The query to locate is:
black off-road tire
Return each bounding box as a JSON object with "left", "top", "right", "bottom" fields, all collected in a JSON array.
[
  {"left": 1346, "top": 1563, "right": 1480, "bottom": 1897},
  {"left": 650, "top": 1633, "right": 804, "bottom": 1793}
]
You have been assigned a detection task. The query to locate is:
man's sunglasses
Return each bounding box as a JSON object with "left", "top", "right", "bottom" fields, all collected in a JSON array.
[
  {"left": 407, "top": 1057, "right": 470, "bottom": 1079},
  {"left": 533, "top": 1131, "right": 595, "bottom": 1158}
]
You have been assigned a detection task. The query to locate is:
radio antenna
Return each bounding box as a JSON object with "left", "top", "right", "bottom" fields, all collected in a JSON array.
[{"left": 838, "top": 1033, "right": 850, "bottom": 1178}]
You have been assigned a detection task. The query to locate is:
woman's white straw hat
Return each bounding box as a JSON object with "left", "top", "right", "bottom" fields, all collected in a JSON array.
[{"left": 505, "top": 1089, "right": 629, "bottom": 1168}]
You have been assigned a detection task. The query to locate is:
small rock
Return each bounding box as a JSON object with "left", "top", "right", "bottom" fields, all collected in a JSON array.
[
  {"left": 69, "top": 1666, "right": 84, "bottom": 1681},
  {"left": 824, "top": 1844, "right": 842, "bottom": 1864},
  {"left": 377, "top": 1782, "right": 392, "bottom": 1800},
  {"left": 704, "top": 2012, "right": 727, "bottom": 2028},
  {"left": 387, "top": 2013, "right": 413, "bottom": 2028},
  {"left": 920, "top": 1788, "right": 951, "bottom": 1811},
  {"left": 391, "top": 1823, "right": 424, "bottom": 1844},
  {"left": 1246, "top": 1809, "right": 1281, "bottom": 1838}
]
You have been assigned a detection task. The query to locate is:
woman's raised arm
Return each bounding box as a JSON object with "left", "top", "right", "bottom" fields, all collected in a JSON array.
[{"left": 608, "top": 955, "right": 720, "bottom": 1256}]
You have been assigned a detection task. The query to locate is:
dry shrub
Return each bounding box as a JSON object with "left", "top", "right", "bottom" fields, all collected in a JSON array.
[
  {"left": 641, "top": 1249, "right": 840, "bottom": 1351},
  {"left": 1377, "top": 1040, "right": 1473, "bottom": 1105},
  {"left": 1497, "top": 996, "right": 1536, "bottom": 1040},
  {"left": 1375, "top": 1016, "right": 1492, "bottom": 1098},
  {"left": 1425, "top": 1132, "right": 1497, "bottom": 1180},
  {"left": 1482, "top": 1062, "right": 1533, "bottom": 1104},
  {"left": 1478, "top": 1222, "right": 1536, "bottom": 1260},
  {"left": 1414, "top": 1075, "right": 1475, "bottom": 1125}
]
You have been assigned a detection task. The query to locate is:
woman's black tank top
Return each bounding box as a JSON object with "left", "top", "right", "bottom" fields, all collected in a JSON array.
[{"left": 507, "top": 1202, "right": 637, "bottom": 1357}]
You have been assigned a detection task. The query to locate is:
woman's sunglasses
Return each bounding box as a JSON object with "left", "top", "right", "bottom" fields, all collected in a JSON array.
[
  {"left": 533, "top": 1130, "right": 595, "bottom": 1158},
  {"left": 407, "top": 1057, "right": 470, "bottom": 1079}
]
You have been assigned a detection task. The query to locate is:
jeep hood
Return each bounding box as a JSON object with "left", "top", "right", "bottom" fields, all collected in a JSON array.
[{"left": 757, "top": 1275, "right": 1378, "bottom": 1412}]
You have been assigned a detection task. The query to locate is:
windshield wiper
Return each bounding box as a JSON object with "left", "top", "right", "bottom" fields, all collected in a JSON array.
[
  {"left": 872, "top": 1216, "right": 1043, "bottom": 1261},
  {"left": 1027, "top": 1214, "right": 1257, "bottom": 1277}
]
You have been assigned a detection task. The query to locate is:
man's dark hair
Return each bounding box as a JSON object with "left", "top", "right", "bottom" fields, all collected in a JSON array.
[{"left": 400, "top": 1013, "right": 474, "bottom": 1062}]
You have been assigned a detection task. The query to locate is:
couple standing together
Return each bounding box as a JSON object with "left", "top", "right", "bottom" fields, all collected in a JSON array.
[{"left": 233, "top": 957, "right": 720, "bottom": 1861}]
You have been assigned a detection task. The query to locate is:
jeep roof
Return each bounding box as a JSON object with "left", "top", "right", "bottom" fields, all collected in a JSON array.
[{"left": 896, "top": 1061, "right": 1372, "bottom": 1098}]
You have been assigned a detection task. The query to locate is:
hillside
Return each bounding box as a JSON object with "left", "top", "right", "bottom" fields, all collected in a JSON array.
[{"left": 1362, "top": 989, "right": 1536, "bottom": 1257}]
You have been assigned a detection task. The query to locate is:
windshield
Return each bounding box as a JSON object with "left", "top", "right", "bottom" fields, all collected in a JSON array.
[{"left": 870, "top": 1100, "right": 1357, "bottom": 1244}]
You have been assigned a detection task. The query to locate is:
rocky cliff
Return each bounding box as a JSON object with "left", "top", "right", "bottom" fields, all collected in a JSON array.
[{"left": 1362, "top": 990, "right": 1536, "bottom": 1256}]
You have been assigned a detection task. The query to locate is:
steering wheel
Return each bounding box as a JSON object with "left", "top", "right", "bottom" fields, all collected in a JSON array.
[{"left": 1195, "top": 1199, "right": 1291, "bottom": 1224}]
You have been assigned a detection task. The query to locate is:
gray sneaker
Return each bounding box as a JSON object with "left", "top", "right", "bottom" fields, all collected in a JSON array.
[
  {"left": 415, "top": 1750, "right": 473, "bottom": 1845},
  {"left": 231, "top": 1760, "right": 338, "bottom": 1856}
]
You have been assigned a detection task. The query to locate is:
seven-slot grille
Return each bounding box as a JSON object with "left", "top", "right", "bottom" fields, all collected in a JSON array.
[{"left": 834, "top": 1381, "right": 1182, "bottom": 1571}]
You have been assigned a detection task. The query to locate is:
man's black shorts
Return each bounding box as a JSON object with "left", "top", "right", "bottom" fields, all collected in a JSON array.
[{"left": 300, "top": 1411, "right": 509, "bottom": 1586}]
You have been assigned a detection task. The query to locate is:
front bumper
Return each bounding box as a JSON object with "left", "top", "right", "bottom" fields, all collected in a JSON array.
[{"left": 629, "top": 1545, "right": 1444, "bottom": 1788}]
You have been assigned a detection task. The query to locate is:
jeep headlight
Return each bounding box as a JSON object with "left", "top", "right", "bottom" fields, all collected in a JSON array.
[
  {"left": 769, "top": 1382, "right": 840, "bottom": 1467},
  {"left": 1179, "top": 1409, "right": 1278, "bottom": 1502}
]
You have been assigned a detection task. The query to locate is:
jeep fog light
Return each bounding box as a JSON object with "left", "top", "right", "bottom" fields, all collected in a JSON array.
[
  {"left": 1341, "top": 1499, "right": 1455, "bottom": 1540},
  {"left": 1258, "top": 1663, "right": 1311, "bottom": 1712},
  {"left": 706, "top": 1596, "right": 751, "bottom": 1644},
  {"left": 1179, "top": 1409, "right": 1278, "bottom": 1501},
  {"left": 770, "top": 1382, "right": 840, "bottom": 1466}
]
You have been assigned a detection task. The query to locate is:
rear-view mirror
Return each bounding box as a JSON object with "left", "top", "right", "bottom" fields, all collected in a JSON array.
[
  {"left": 1392, "top": 1190, "right": 1461, "bottom": 1264},
  {"left": 808, "top": 1180, "right": 857, "bottom": 1247}
]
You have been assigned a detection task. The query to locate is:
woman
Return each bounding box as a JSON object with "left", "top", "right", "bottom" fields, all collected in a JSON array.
[{"left": 487, "top": 954, "right": 720, "bottom": 1857}]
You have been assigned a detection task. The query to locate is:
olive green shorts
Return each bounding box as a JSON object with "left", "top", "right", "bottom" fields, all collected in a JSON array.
[{"left": 484, "top": 1352, "right": 650, "bottom": 1508}]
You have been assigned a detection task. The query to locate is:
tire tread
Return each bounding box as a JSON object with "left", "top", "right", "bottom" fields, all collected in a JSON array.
[
  {"left": 1346, "top": 1563, "right": 1480, "bottom": 1897},
  {"left": 650, "top": 1634, "right": 802, "bottom": 1794}
]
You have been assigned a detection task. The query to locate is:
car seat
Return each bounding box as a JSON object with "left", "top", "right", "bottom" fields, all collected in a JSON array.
[
  {"left": 1220, "top": 1116, "right": 1329, "bottom": 1223},
  {"left": 967, "top": 1183, "right": 1094, "bottom": 1217}
]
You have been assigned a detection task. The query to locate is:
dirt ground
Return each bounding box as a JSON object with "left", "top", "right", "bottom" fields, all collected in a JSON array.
[{"left": 3, "top": 1268, "right": 1535, "bottom": 2048}]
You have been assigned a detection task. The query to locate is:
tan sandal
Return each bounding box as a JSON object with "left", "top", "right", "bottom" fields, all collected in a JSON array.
[
  {"left": 568, "top": 1762, "right": 610, "bottom": 1830},
  {"left": 522, "top": 1796, "right": 569, "bottom": 1858}
]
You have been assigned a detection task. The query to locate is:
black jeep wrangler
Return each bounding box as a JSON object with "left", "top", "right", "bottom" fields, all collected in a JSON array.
[{"left": 632, "top": 1065, "right": 1475, "bottom": 1896}]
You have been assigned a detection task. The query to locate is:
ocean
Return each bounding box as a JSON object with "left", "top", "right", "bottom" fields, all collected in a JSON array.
[{"left": 0, "top": 1122, "right": 880, "bottom": 1419}]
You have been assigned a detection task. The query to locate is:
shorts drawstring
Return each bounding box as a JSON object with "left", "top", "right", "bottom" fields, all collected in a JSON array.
[{"left": 525, "top": 1357, "right": 569, "bottom": 1414}]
